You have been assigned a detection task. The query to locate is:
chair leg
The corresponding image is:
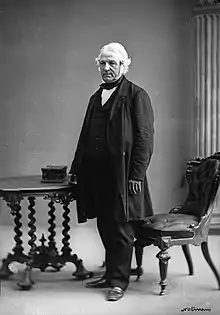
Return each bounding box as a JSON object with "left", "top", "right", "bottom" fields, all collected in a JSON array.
[
  {"left": 182, "top": 245, "right": 194, "bottom": 275},
  {"left": 156, "top": 249, "right": 171, "bottom": 295},
  {"left": 131, "top": 240, "right": 144, "bottom": 280},
  {"left": 201, "top": 241, "right": 220, "bottom": 289}
]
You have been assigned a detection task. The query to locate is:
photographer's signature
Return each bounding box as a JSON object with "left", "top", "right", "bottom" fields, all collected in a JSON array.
[{"left": 181, "top": 306, "right": 211, "bottom": 312}]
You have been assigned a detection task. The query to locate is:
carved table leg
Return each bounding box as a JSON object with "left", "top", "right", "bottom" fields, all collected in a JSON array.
[
  {"left": 0, "top": 196, "right": 28, "bottom": 280},
  {"left": 48, "top": 200, "right": 57, "bottom": 251},
  {"left": 61, "top": 199, "right": 71, "bottom": 257},
  {"left": 47, "top": 199, "right": 62, "bottom": 271},
  {"left": 0, "top": 254, "right": 16, "bottom": 279},
  {"left": 156, "top": 249, "right": 171, "bottom": 295},
  {"left": 17, "top": 197, "right": 37, "bottom": 290},
  {"left": 61, "top": 197, "right": 93, "bottom": 279}
]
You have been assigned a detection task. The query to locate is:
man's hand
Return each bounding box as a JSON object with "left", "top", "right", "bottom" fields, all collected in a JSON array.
[{"left": 128, "top": 179, "right": 142, "bottom": 194}]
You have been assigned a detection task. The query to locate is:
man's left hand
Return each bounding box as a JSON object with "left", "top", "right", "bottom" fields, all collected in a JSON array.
[{"left": 128, "top": 179, "right": 142, "bottom": 194}]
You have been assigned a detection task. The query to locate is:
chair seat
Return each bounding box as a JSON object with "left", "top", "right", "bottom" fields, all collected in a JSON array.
[{"left": 138, "top": 213, "right": 199, "bottom": 239}]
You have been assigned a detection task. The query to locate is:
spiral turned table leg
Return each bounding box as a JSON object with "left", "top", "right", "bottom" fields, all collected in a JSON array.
[
  {"left": 47, "top": 199, "right": 62, "bottom": 271},
  {"left": 48, "top": 200, "right": 58, "bottom": 251},
  {"left": 61, "top": 197, "right": 93, "bottom": 280},
  {"left": 61, "top": 200, "right": 72, "bottom": 257},
  {"left": 27, "top": 197, "right": 37, "bottom": 254},
  {"left": 12, "top": 203, "right": 24, "bottom": 256},
  {"left": 17, "top": 197, "right": 37, "bottom": 290},
  {"left": 0, "top": 198, "right": 27, "bottom": 279}
]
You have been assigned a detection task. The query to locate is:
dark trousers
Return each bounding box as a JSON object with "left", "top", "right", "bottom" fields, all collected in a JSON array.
[
  {"left": 97, "top": 217, "right": 136, "bottom": 291},
  {"left": 84, "top": 154, "right": 136, "bottom": 291}
]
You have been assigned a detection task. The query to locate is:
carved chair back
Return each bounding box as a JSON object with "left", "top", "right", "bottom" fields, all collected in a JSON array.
[{"left": 178, "top": 156, "right": 220, "bottom": 241}]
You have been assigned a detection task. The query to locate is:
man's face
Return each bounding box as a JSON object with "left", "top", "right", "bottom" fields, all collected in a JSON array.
[{"left": 98, "top": 51, "right": 123, "bottom": 83}]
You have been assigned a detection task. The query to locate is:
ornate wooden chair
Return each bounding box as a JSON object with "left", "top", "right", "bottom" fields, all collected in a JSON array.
[{"left": 133, "top": 153, "right": 220, "bottom": 295}]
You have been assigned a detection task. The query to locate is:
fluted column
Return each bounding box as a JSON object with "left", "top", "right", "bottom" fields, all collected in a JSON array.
[
  {"left": 194, "top": 1, "right": 220, "bottom": 232},
  {"left": 194, "top": 1, "right": 220, "bottom": 157}
]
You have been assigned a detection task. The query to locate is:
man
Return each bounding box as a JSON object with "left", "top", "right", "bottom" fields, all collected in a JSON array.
[{"left": 69, "top": 42, "right": 154, "bottom": 301}]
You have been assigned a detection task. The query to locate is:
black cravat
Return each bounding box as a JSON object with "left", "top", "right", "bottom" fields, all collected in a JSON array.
[{"left": 100, "top": 75, "right": 124, "bottom": 90}]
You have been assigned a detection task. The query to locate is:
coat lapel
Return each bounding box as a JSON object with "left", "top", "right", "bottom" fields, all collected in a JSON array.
[
  {"left": 109, "top": 76, "right": 130, "bottom": 121},
  {"left": 82, "top": 89, "right": 101, "bottom": 133}
]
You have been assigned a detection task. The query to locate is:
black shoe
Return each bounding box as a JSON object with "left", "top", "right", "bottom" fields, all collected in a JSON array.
[
  {"left": 85, "top": 277, "right": 110, "bottom": 289},
  {"left": 107, "top": 287, "right": 124, "bottom": 301}
]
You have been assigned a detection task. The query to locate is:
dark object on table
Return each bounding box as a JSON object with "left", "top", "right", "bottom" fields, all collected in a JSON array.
[{"left": 41, "top": 165, "right": 67, "bottom": 183}]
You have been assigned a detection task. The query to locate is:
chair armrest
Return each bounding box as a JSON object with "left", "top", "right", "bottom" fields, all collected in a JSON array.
[{"left": 169, "top": 206, "right": 182, "bottom": 214}]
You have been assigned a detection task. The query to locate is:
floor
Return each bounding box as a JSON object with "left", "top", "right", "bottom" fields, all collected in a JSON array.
[{"left": 0, "top": 225, "right": 220, "bottom": 315}]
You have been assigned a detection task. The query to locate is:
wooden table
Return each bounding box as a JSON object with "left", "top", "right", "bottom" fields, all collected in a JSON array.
[{"left": 0, "top": 175, "right": 92, "bottom": 290}]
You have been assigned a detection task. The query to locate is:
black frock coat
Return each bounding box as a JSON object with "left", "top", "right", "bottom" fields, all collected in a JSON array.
[{"left": 70, "top": 76, "right": 154, "bottom": 223}]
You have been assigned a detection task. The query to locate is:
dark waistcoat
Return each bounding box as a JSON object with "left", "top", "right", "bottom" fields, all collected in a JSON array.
[{"left": 86, "top": 89, "right": 115, "bottom": 159}]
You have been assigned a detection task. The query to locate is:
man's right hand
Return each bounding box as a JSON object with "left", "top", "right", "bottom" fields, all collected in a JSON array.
[{"left": 128, "top": 179, "right": 142, "bottom": 194}]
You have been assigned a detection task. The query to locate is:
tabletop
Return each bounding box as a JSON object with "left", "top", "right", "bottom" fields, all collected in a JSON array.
[{"left": 0, "top": 175, "right": 73, "bottom": 192}]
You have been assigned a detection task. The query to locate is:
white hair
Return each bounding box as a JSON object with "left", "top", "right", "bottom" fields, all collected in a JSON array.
[{"left": 95, "top": 42, "right": 131, "bottom": 74}]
